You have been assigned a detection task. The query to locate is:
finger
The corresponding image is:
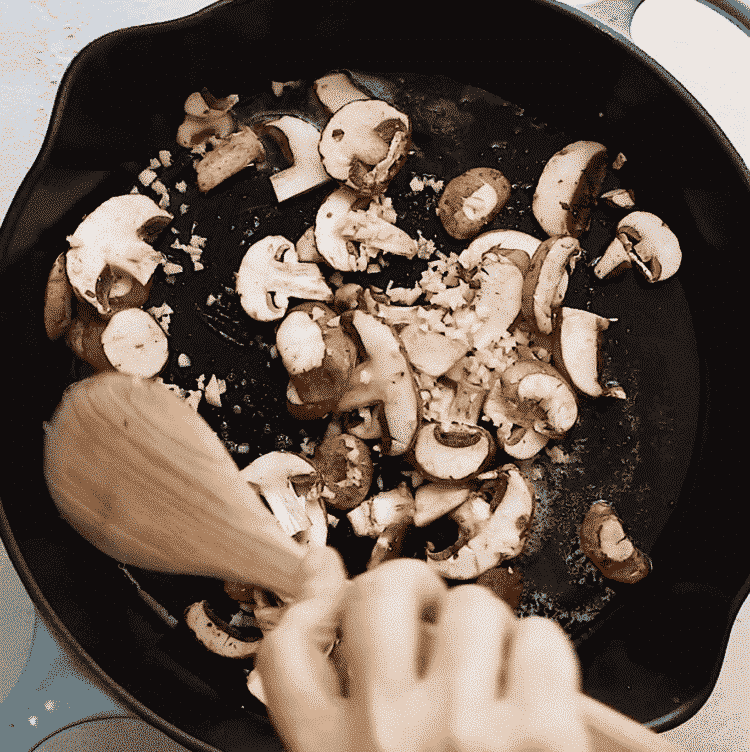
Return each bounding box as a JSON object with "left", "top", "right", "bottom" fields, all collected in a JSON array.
[
  {"left": 256, "top": 546, "right": 350, "bottom": 717},
  {"left": 504, "top": 615, "right": 582, "bottom": 706},
  {"left": 436, "top": 584, "right": 517, "bottom": 703},
  {"left": 341, "top": 558, "right": 447, "bottom": 701}
]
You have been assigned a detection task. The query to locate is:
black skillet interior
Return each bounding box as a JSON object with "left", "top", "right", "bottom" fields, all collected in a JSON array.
[{"left": 1, "top": 0, "right": 748, "bottom": 749}]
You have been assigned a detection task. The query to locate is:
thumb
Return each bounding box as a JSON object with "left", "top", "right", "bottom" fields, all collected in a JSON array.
[
  {"left": 262, "top": 545, "right": 349, "bottom": 660},
  {"left": 257, "top": 545, "right": 351, "bottom": 711},
  {"left": 298, "top": 544, "right": 349, "bottom": 602}
]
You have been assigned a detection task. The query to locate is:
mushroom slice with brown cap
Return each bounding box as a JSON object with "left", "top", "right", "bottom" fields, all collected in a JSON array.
[
  {"left": 521, "top": 235, "right": 582, "bottom": 335},
  {"left": 313, "top": 71, "right": 370, "bottom": 113},
  {"left": 347, "top": 482, "right": 415, "bottom": 538},
  {"left": 44, "top": 252, "right": 74, "bottom": 340},
  {"left": 265, "top": 116, "right": 332, "bottom": 202},
  {"left": 65, "top": 194, "right": 172, "bottom": 317},
  {"left": 500, "top": 359, "right": 578, "bottom": 438},
  {"left": 595, "top": 212, "right": 682, "bottom": 282},
  {"left": 336, "top": 310, "right": 421, "bottom": 456},
  {"left": 458, "top": 229, "right": 541, "bottom": 272},
  {"left": 414, "top": 484, "right": 472, "bottom": 527},
  {"left": 469, "top": 253, "right": 526, "bottom": 351},
  {"left": 580, "top": 501, "right": 651, "bottom": 584},
  {"left": 553, "top": 307, "right": 626, "bottom": 399},
  {"left": 239, "top": 451, "right": 316, "bottom": 537},
  {"left": 410, "top": 374, "right": 496, "bottom": 484},
  {"left": 319, "top": 99, "right": 411, "bottom": 196},
  {"left": 177, "top": 89, "right": 238, "bottom": 148},
  {"left": 426, "top": 464, "right": 535, "bottom": 580},
  {"left": 502, "top": 428, "right": 550, "bottom": 460},
  {"left": 411, "top": 423, "right": 496, "bottom": 485},
  {"left": 532, "top": 141, "right": 608, "bottom": 237},
  {"left": 275, "top": 303, "right": 357, "bottom": 413},
  {"left": 437, "top": 168, "right": 511, "bottom": 240},
  {"left": 236, "top": 235, "right": 333, "bottom": 322},
  {"left": 184, "top": 600, "right": 261, "bottom": 659},
  {"left": 311, "top": 432, "right": 374, "bottom": 511}
]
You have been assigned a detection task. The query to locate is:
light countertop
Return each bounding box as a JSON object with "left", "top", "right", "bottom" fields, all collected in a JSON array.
[{"left": 1, "top": 1, "right": 749, "bottom": 750}]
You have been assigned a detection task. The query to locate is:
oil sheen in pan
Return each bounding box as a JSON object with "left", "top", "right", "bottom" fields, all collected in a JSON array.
[{"left": 69, "top": 70, "right": 695, "bottom": 644}]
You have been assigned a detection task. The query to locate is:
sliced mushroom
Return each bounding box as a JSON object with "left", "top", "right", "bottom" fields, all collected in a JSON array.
[
  {"left": 617, "top": 211, "right": 682, "bottom": 282},
  {"left": 500, "top": 359, "right": 578, "bottom": 438},
  {"left": 458, "top": 229, "right": 541, "bottom": 272},
  {"left": 239, "top": 452, "right": 316, "bottom": 537},
  {"left": 276, "top": 303, "right": 356, "bottom": 412},
  {"left": 196, "top": 125, "right": 266, "bottom": 192},
  {"left": 318, "top": 99, "right": 411, "bottom": 196},
  {"left": 469, "top": 253, "right": 525, "bottom": 350},
  {"left": 482, "top": 380, "right": 550, "bottom": 459},
  {"left": 593, "top": 236, "right": 632, "bottom": 279},
  {"left": 398, "top": 324, "right": 469, "bottom": 378},
  {"left": 184, "top": 600, "right": 261, "bottom": 659},
  {"left": 100, "top": 308, "right": 169, "bottom": 378},
  {"left": 314, "top": 185, "right": 417, "bottom": 272},
  {"left": 595, "top": 211, "right": 682, "bottom": 282},
  {"left": 336, "top": 310, "right": 421, "bottom": 456},
  {"left": 426, "top": 464, "right": 534, "bottom": 579},
  {"left": 312, "top": 432, "right": 374, "bottom": 511},
  {"left": 265, "top": 116, "right": 332, "bottom": 202},
  {"left": 521, "top": 235, "right": 582, "bottom": 335},
  {"left": 295, "top": 226, "right": 324, "bottom": 263},
  {"left": 532, "top": 141, "right": 608, "bottom": 237},
  {"left": 601, "top": 188, "right": 635, "bottom": 209},
  {"left": 347, "top": 482, "right": 415, "bottom": 538},
  {"left": 410, "top": 372, "right": 495, "bottom": 484},
  {"left": 411, "top": 422, "right": 496, "bottom": 485},
  {"left": 437, "top": 168, "right": 511, "bottom": 240},
  {"left": 501, "top": 428, "right": 550, "bottom": 460},
  {"left": 286, "top": 380, "right": 331, "bottom": 421},
  {"left": 65, "top": 304, "right": 113, "bottom": 373},
  {"left": 553, "top": 307, "right": 626, "bottom": 399},
  {"left": 65, "top": 194, "right": 172, "bottom": 317},
  {"left": 236, "top": 235, "right": 333, "bottom": 321},
  {"left": 313, "top": 71, "right": 370, "bottom": 113},
  {"left": 339, "top": 210, "right": 417, "bottom": 260},
  {"left": 44, "top": 252, "right": 74, "bottom": 340},
  {"left": 177, "top": 89, "right": 238, "bottom": 148},
  {"left": 344, "top": 405, "right": 383, "bottom": 440},
  {"left": 413, "top": 484, "right": 472, "bottom": 527},
  {"left": 314, "top": 186, "right": 363, "bottom": 271},
  {"left": 579, "top": 501, "right": 651, "bottom": 584},
  {"left": 367, "top": 518, "right": 411, "bottom": 570}
]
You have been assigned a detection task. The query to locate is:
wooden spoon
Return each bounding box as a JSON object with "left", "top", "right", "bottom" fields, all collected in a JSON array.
[{"left": 43, "top": 371, "right": 312, "bottom": 601}]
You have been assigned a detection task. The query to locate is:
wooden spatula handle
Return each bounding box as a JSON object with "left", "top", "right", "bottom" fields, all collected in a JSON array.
[{"left": 44, "top": 373, "right": 311, "bottom": 599}]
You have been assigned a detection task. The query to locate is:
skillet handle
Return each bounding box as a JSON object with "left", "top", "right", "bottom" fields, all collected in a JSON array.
[{"left": 577, "top": 0, "right": 750, "bottom": 39}]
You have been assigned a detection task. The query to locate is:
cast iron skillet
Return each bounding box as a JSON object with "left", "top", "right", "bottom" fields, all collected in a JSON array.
[{"left": 1, "top": 1, "right": 749, "bottom": 749}]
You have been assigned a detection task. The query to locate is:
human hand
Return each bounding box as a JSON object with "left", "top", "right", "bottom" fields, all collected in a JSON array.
[{"left": 256, "top": 555, "right": 589, "bottom": 752}]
